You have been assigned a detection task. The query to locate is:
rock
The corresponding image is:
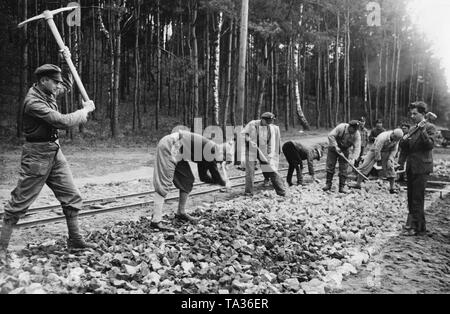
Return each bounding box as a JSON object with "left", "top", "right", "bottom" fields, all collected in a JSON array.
[
  {"left": 239, "top": 273, "right": 253, "bottom": 283},
  {"left": 124, "top": 264, "right": 139, "bottom": 276},
  {"left": 181, "top": 261, "right": 195, "bottom": 274},
  {"left": 284, "top": 278, "right": 301, "bottom": 291},
  {"left": 336, "top": 263, "right": 358, "bottom": 276},
  {"left": 321, "top": 258, "right": 343, "bottom": 271},
  {"left": 323, "top": 271, "right": 343, "bottom": 289},
  {"left": 349, "top": 252, "right": 370, "bottom": 268},
  {"left": 66, "top": 267, "right": 85, "bottom": 287},
  {"left": 24, "top": 283, "right": 47, "bottom": 294},
  {"left": 18, "top": 272, "right": 31, "bottom": 285},
  {"left": 143, "top": 272, "right": 161, "bottom": 285},
  {"left": 232, "top": 280, "right": 253, "bottom": 291},
  {"left": 160, "top": 279, "right": 175, "bottom": 288},
  {"left": 9, "top": 287, "right": 25, "bottom": 294},
  {"left": 301, "top": 279, "right": 326, "bottom": 294},
  {"left": 151, "top": 260, "right": 163, "bottom": 271}
]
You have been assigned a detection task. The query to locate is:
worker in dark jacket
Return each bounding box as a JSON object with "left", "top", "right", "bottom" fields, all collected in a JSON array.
[
  {"left": 282, "top": 141, "right": 322, "bottom": 186},
  {"left": 0, "top": 48, "right": 96, "bottom": 264},
  {"left": 398, "top": 102, "right": 436, "bottom": 236},
  {"left": 369, "top": 119, "right": 386, "bottom": 144}
]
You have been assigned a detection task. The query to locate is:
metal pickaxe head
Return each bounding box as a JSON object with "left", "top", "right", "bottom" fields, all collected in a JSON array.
[
  {"left": 426, "top": 112, "right": 438, "bottom": 122},
  {"left": 18, "top": 6, "right": 77, "bottom": 28}
]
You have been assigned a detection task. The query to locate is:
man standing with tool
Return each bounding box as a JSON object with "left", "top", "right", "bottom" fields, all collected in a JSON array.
[
  {"left": 350, "top": 129, "right": 404, "bottom": 193},
  {"left": 282, "top": 141, "right": 323, "bottom": 186},
  {"left": 0, "top": 49, "right": 97, "bottom": 264},
  {"left": 323, "top": 120, "right": 361, "bottom": 193},
  {"left": 399, "top": 102, "right": 437, "bottom": 236},
  {"left": 241, "top": 112, "right": 286, "bottom": 197}
]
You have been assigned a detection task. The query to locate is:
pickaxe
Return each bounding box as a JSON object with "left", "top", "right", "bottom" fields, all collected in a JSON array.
[{"left": 18, "top": 6, "right": 90, "bottom": 102}]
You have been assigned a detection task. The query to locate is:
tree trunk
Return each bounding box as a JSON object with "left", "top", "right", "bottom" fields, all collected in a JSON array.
[
  {"left": 156, "top": 0, "right": 161, "bottom": 130},
  {"left": 190, "top": 0, "right": 199, "bottom": 125},
  {"left": 375, "top": 43, "right": 383, "bottom": 123},
  {"left": 111, "top": 10, "right": 122, "bottom": 139},
  {"left": 294, "top": 42, "right": 310, "bottom": 130},
  {"left": 212, "top": 11, "right": 223, "bottom": 126},
  {"left": 255, "top": 39, "right": 268, "bottom": 120},
  {"left": 133, "top": 0, "right": 141, "bottom": 132},
  {"left": 223, "top": 19, "right": 233, "bottom": 128},
  {"left": 285, "top": 41, "right": 290, "bottom": 131},
  {"left": 394, "top": 30, "right": 401, "bottom": 127},
  {"left": 236, "top": 0, "right": 249, "bottom": 126},
  {"left": 204, "top": 11, "right": 210, "bottom": 125},
  {"left": 17, "top": 0, "right": 28, "bottom": 138},
  {"left": 335, "top": 10, "right": 340, "bottom": 125}
]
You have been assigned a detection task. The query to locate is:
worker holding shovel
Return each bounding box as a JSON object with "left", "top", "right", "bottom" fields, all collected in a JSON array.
[{"left": 322, "top": 120, "right": 361, "bottom": 194}]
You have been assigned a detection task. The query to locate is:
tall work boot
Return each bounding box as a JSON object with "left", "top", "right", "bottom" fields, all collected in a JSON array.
[
  {"left": 175, "top": 191, "right": 198, "bottom": 224},
  {"left": 339, "top": 176, "right": 349, "bottom": 194},
  {"left": 388, "top": 178, "right": 398, "bottom": 194},
  {"left": 0, "top": 216, "right": 18, "bottom": 265},
  {"left": 63, "top": 208, "right": 97, "bottom": 250},
  {"left": 322, "top": 172, "right": 334, "bottom": 192}
]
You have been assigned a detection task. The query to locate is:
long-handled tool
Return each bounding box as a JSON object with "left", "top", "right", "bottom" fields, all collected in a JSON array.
[
  {"left": 403, "top": 112, "right": 437, "bottom": 140},
  {"left": 338, "top": 152, "right": 369, "bottom": 181},
  {"left": 18, "top": 6, "right": 91, "bottom": 102}
]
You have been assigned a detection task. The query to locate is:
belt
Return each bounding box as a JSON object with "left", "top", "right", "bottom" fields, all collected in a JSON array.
[{"left": 26, "top": 137, "right": 58, "bottom": 143}]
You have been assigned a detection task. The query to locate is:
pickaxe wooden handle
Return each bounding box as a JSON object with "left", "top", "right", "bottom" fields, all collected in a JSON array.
[{"left": 18, "top": 7, "right": 91, "bottom": 102}]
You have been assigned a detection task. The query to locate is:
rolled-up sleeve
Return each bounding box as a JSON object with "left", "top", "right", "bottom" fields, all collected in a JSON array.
[{"left": 328, "top": 124, "right": 345, "bottom": 148}]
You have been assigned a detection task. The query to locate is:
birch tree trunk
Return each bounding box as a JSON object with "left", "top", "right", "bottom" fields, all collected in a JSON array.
[
  {"left": 294, "top": 42, "right": 310, "bottom": 130},
  {"left": 212, "top": 11, "right": 222, "bottom": 126}
]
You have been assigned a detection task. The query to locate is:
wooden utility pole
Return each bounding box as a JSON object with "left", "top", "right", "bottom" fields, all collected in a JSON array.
[{"left": 236, "top": 0, "right": 249, "bottom": 126}]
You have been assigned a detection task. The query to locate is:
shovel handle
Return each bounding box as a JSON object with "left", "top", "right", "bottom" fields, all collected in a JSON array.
[{"left": 338, "top": 152, "right": 369, "bottom": 181}]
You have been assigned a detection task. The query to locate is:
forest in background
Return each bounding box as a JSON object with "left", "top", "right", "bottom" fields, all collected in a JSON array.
[{"left": 0, "top": 0, "right": 449, "bottom": 140}]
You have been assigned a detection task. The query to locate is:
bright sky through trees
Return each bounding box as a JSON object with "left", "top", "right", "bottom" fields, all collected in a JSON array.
[{"left": 408, "top": 0, "right": 450, "bottom": 91}]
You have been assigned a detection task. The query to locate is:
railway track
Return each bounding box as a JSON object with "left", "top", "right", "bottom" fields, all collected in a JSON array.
[{"left": 2, "top": 162, "right": 448, "bottom": 228}]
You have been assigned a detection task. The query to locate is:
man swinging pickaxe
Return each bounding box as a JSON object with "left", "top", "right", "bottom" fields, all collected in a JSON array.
[{"left": 18, "top": 6, "right": 90, "bottom": 103}]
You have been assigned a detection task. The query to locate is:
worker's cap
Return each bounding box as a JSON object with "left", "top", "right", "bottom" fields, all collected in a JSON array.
[
  {"left": 375, "top": 119, "right": 383, "bottom": 124},
  {"left": 34, "top": 64, "right": 63, "bottom": 83},
  {"left": 410, "top": 101, "right": 428, "bottom": 114},
  {"left": 359, "top": 117, "right": 366, "bottom": 123},
  {"left": 348, "top": 120, "right": 360, "bottom": 128},
  {"left": 393, "top": 128, "right": 404, "bottom": 139},
  {"left": 261, "top": 112, "right": 276, "bottom": 120}
]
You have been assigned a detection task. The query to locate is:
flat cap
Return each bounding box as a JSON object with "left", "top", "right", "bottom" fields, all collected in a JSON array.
[
  {"left": 261, "top": 112, "right": 276, "bottom": 120},
  {"left": 34, "top": 64, "right": 63, "bottom": 83},
  {"left": 348, "top": 120, "right": 360, "bottom": 128}
]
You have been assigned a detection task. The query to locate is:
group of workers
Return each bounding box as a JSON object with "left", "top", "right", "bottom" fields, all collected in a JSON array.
[{"left": 0, "top": 56, "right": 437, "bottom": 265}]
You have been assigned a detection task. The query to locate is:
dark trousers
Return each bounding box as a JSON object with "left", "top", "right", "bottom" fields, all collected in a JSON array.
[
  {"left": 282, "top": 142, "right": 303, "bottom": 185},
  {"left": 326, "top": 147, "right": 349, "bottom": 180},
  {"left": 4, "top": 142, "right": 82, "bottom": 221},
  {"left": 197, "top": 161, "right": 225, "bottom": 186},
  {"left": 406, "top": 172, "right": 428, "bottom": 232}
]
